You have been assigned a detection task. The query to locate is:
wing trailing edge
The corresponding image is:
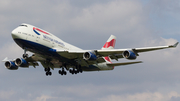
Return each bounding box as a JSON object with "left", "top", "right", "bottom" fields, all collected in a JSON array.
[{"left": 107, "top": 61, "right": 142, "bottom": 67}]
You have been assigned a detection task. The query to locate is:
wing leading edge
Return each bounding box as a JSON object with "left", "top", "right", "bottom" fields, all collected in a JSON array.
[{"left": 57, "top": 42, "right": 179, "bottom": 60}]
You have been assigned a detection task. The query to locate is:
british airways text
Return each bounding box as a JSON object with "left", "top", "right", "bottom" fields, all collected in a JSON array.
[{"left": 43, "top": 35, "right": 65, "bottom": 46}]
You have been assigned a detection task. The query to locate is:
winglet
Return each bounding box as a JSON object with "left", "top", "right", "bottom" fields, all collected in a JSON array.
[{"left": 169, "top": 42, "right": 179, "bottom": 48}]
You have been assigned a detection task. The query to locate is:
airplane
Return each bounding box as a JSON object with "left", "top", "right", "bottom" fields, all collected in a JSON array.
[{"left": 2, "top": 23, "right": 179, "bottom": 76}]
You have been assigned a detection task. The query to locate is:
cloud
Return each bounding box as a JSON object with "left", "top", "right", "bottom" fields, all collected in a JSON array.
[
  {"left": 32, "top": 95, "right": 56, "bottom": 101},
  {"left": 0, "top": 90, "right": 15, "bottom": 100},
  {"left": 98, "top": 91, "right": 180, "bottom": 101}
]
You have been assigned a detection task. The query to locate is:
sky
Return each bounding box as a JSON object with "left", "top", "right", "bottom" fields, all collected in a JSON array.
[{"left": 0, "top": 0, "right": 180, "bottom": 101}]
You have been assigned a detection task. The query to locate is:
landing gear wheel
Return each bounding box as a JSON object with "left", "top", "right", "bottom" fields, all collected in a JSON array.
[
  {"left": 64, "top": 71, "right": 67, "bottom": 75},
  {"left": 61, "top": 72, "right": 63, "bottom": 75},
  {"left": 69, "top": 69, "right": 72, "bottom": 73},
  {"left": 59, "top": 70, "right": 62, "bottom": 74},
  {"left": 46, "top": 72, "right": 52, "bottom": 76},
  {"left": 45, "top": 68, "right": 50, "bottom": 72},
  {"left": 49, "top": 72, "right": 52, "bottom": 76},
  {"left": 79, "top": 69, "right": 83, "bottom": 73},
  {"left": 71, "top": 69, "right": 75, "bottom": 75},
  {"left": 44, "top": 68, "right": 48, "bottom": 72},
  {"left": 46, "top": 72, "right": 49, "bottom": 76}
]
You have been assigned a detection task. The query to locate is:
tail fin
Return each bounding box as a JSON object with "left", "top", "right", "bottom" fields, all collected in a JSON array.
[
  {"left": 102, "top": 35, "right": 116, "bottom": 50},
  {"left": 102, "top": 35, "right": 116, "bottom": 63}
]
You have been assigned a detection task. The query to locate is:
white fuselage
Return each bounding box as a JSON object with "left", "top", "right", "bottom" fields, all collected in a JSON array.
[
  {"left": 11, "top": 23, "right": 114, "bottom": 71},
  {"left": 12, "top": 24, "right": 82, "bottom": 51}
]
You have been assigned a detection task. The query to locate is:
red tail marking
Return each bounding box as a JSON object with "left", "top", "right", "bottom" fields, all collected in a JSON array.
[
  {"left": 104, "top": 56, "right": 112, "bottom": 63},
  {"left": 104, "top": 56, "right": 114, "bottom": 69},
  {"left": 103, "top": 39, "right": 116, "bottom": 48}
]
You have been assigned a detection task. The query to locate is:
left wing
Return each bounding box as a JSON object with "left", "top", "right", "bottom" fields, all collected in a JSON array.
[
  {"left": 96, "top": 42, "right": 179, "bottom": 56},
  {"left": 57, "top": 42, "right": 178, "bottom": 61}
]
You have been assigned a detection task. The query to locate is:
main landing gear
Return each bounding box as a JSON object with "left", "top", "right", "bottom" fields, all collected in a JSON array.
[
  {"left": 58, "top": 68, "right": 67, "bottom": 75},
  {"left": 69, "top": 65, "right": 83, "bottom": 75},
  {"left": 69, "top": 68, "right": 83, "bottom": 74},
  {"left": 45, "top": 67, "right": 52, "bottom": 76},
  {"left": 44, "top": 64, "right": 83, "bottom": 76},
  {"left": 58, "top": 65, "right": 83, "bottom": 76}
]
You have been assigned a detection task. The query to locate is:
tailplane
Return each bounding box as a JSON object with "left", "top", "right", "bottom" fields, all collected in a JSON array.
[{"left": 107, "top": 61, "right": 142, "bottom": 67}]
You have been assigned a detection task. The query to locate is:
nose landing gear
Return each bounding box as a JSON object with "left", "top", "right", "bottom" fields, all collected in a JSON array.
[
  {"left": 23, "top": 54, "right": 28, "bottom": 58},
  {"left": 23, "top": 48, "right": 28, "bottom": 58}
]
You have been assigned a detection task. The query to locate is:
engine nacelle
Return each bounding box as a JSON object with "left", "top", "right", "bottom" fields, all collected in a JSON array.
[
  {"left": 5, "top": 61, "right": 18, "bottom": 70},
  {"left": 15, "top": 58, "right": 29, "bottom": 67},
  {"left": 83, "top": 51, "right": 97, "bottom": 61},
  {"left": 123, "top": 50, "right": 137, "bottom": 60}
]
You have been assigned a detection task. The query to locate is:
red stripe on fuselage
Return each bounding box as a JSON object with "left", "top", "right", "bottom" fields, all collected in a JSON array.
[
  {"left": 34, "top": 27, "right": 50, "bottom": 35},
  {"left": 103, "top": 39, "right": 116, "bottom": 48}
]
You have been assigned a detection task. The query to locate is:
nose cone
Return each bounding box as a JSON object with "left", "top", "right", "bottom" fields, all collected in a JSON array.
[{"left": 11, "top": 28, "right": 19, "bottom": 39}]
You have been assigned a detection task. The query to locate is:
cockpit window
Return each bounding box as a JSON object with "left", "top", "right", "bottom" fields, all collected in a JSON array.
[{"left": 19, "top": 25, "right": 28, "bottom": 27}]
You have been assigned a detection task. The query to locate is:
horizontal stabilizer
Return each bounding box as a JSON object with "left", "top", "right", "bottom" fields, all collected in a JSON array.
[
  {"left": 2, "top": 57, "right": 9, "bottom": 62},
  {"left": 107, "top": 61, "right": 142, "bottom": 67}
]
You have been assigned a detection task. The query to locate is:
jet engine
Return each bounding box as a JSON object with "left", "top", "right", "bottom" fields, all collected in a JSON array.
[
  {"left": 83, "top": 51, "right": 97, "bottom": 61},
  {"left": 5, "top": 61, "right": 18, "bottom": 70},
  {"left": 123, "top": 50, "right": 137, "bottom": 60},
  {"left": 15, "top": 58, "right": 29, "bottom": 67}
]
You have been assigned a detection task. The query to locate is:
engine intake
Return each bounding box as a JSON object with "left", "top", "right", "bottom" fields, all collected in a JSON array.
[
  {"left": 5, "top": 61, "right": 18, "bottom": 70},
  {"left": 123, "top": 50, "right": 137, "bottom": 60},
  {"left": 83, "top": 51, "right": 97, "bottom": 61},
  {"left": 15, "top": 58, "right": 29, "bottom": 67}
]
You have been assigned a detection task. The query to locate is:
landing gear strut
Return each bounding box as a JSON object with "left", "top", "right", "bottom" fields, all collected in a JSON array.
[{"left": 23, "top": 48, "right": 28, "bottom": 58}]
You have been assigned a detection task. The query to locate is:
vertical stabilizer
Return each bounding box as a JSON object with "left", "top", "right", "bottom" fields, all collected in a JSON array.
[
  {"left": 101, "top": 35, "right": 116, "bottom": 63},
  {"left": 102, "top": 35, "right": 116, "bottom": 50}
]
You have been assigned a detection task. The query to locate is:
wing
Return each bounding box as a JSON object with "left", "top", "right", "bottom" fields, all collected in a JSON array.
[
  {"left": 96, "top": 42, "right": 179, "bottom": 56},
  {"left": 57, "top": 42, "right": 178, "bottom": 61}
]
